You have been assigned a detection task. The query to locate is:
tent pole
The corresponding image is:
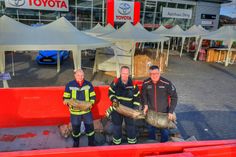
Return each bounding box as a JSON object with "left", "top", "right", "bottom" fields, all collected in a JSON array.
[
  {"left": 72, "top": 48, "right": 78, "bottom": 70},
  {"left": 225, "top": 40, "right": 233, "bottom": 67},
  {"left": 156, "top": 42, "right": 160, "bottom": 59},
  {"left": 57, "top": 51, "right": 60, "bottom": 73},
  {"left": 187, "top": 37, "right": 190, "bottom": 52},
  {"left": 11, "top": 51, "right": 15, "bottom": 76},
  {"left": 93, "top": 48, "right": 98, "bottom": 74},
  {"left": 180, "top": 37, "right": 185, "bottom": 57},
  {"left": 0, "top": 52, "right": 9, "bottom": 88},
  {"left": 131, "top": 42, "right": 135, "bottom": 78},
  {"left": 159, "top": 41, "right": 164, "bottom": 72},
  {"left": 194, "top": 38, "right": 202, "bottom": 61},
  {"left": 166, "top": 39, "right": 170, "bottom": 67},
  {"left": 114, "top": 47, "right": 120, "bottom": 77}
]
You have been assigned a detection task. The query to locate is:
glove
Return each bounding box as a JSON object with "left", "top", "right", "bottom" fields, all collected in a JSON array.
[{"left": 112, "top": 99, "right": 119, "bottom": 108}]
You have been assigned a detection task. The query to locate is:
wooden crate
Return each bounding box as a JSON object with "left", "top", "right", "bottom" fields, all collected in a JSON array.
[{"left": 134, "top": 48, "right": 167, "bottom": 78}]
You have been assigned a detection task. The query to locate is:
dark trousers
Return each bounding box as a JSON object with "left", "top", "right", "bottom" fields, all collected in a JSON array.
[
  {"left": 147, "top": 125, "right": 169, "bottom": 142},
  {"left": 70, "top": 112, "right": 95, "bottom": 145},
  {"left": 111, "top": 111, "right": 137, "bottom": 144}
]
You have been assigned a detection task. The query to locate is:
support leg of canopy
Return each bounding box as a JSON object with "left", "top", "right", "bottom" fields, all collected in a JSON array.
[
  {"left": 1, "top": 52, "right": 9, "bottom": 88},
  {"left": 155, "top": 42, "right": 160, "bottom": 59},
  {"left": 159, "top": 41, "right": 164, "bottom": 72},
  {"left": 72, "top": 47, "right": 81, "bottom": 70},
  {"left": 114, "top": 48, "right": 120, "bottom": 77},
  {"left": 57, "top": 51, "right": 60, "bottom": 73},
  {"left": 187, "top": 37, "right": 190, "bottom": 52},
  {"left": 194, "top": 38, "right": 202, "bottom": 61},
  {"left": 225, "top": 40, "right": 233, "bottom": 67},
  {"left": 180, "top": 37, "right": 186, "bottom": 57},
  {"left": 131, "top": 42, "right": 135, "bottom": 77},
  {"left": 165, "top": 40, "right": 171, "bottom": 67},
  {"left": 93, "top": 48, "right": 98, "bottom": 74},
  {"left": 11, "top": 51, "right": 15, "bottom": 76}
]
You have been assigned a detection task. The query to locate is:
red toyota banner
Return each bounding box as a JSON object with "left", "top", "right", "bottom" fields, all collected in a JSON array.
[
  {"left": 5, "top": 0, "right": 69, "bottom": 11},
  {"left": 106, "top": 0, "right": 140, "bottom": 26}
]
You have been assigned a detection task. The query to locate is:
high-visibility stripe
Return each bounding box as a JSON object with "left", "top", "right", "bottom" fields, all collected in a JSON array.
[
  {"left": 127, "top": 137, "right": 137, "bottom": 144},
  {"left": 85, "top": 89, "right": 89, "bottom": 101},
  {"left": 109, "top": 94, "right": 116, "bottom": 99},
  {"left": 133, "top": 102, "right": 140, "bottom": 106},
  {"left": 86, "top": 131, "right": 95, "bottom": 137},
  {"left": 63, "top": 92, "right": 70, "bottom": 98},
  {"left": 90, "top": 99, "right": 95, "bottom": 104},
  {"left": 109, "top": 87, "right": 115, "bottom": 93},
  {"left": 113, "top": 137, "right": 121, "bottom": 144},
  {"left": 70, "top": 109, "right": 90, "bottom": 115},
  {"left": 117, "top": 96, "right": 132, "bottom": 101},
  {"left": 72, "top": 132, "right": 81, "bottom": 138},
  {"left": 72, "top": 90, "right": 76, "bottom": 99},
  {"left": 90, "top": 91, "right": 96, "bottom": 97},
  {"left": 134, "top": 91, "right": 140, "bottom": 97}
]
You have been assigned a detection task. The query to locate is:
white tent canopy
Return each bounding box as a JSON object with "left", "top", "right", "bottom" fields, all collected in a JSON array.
[
  {"left": 194, "top": 25, "right": 236, "bottom": 66},
  {"left": 95, "top": 21, "right": 169, "bottom": 76},
  {"left": 84, "top": 23, "right": 115, "bottom": 36},
  {"left": 0, "top": 15, "right": 111, "bottom": 87},
  {"left": 152, "top": 25, "right": 169, "bottom": 34}
]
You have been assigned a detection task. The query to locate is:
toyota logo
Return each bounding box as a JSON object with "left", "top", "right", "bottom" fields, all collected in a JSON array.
[
  {"left": 118, "top": 3, "right": 131, "bottom": 15},
  {"left": 8, "top": 0, "right": 25, "bottom": 7}
]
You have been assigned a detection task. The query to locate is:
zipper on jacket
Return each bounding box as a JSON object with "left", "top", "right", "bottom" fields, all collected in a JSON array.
[{"left": 154, "top": 84, "right": 157, "bottom": 112}]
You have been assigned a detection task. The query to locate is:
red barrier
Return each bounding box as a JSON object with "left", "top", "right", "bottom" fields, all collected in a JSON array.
[
  {"left": 0, "top": 86, "right": 111, "bottom": 128},
  {"left": 0, "top": 140, "right": 236, "bottom": 157}
]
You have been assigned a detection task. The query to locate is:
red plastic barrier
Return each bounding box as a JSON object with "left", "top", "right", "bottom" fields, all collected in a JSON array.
[
  {"left": 0, "top": 86, "right": 111, "bottom": 128},
  {"left": 0, "top": 140, "right": 236, "bottom": 157}
]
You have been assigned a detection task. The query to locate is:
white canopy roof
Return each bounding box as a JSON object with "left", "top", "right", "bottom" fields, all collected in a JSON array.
[
  {"left": 152, "top": 25, "right": 169, "bottom": 34},
  {"left": 159, "top": 25, "right": 185, "bottom": 37},
  {"left": 0, "top": 16, "right": 111, "bottom": 50},
  {"left": 182, "top": 25, "right": 209, "bottom": 37},
  {"left": 100, "top": 21, "right": 169, "bottom": 42},
  {"left": 200, "top": 25, "right": 236, "bottom": 41},
  {"left": 134, "top": 22, "right": 146, "bottom": 30},
  {"left": 84, "top": 23, "right": 115, "bottom": 36}
]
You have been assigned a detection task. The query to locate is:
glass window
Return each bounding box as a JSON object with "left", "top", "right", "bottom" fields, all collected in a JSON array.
[
  {"left": 157, "top": 2, "right": 166, "bottom": 12},
  {"left": 177, "top": 3, "right": 186, "bottom": 9},
  {"left": 167, "top": 3, "right": 176, "bottom": 8}
]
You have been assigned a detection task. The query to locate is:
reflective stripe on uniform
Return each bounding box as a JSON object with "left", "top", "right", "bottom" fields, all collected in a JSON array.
[
  {"left": 134, "top": 91, "right": 140, "bottom": 97},
  {"left": 63, "top": 92, "right": 70, "bottom": 98},
  {"left": 72, "top": 90, "right": 76, "bottom": 99},
  {"left": 109, "top": 94, "right": 116, "bottom": 99},
  {"left": 86, "top": 131, "right": 95, "bottom": 137},
  {"left": 109, "top": 87, "right": 115, "bottom": 93},
  {"left": 113, "top": 137, "right": 121, "bottom": 144},
  {"left": 116, "top": 96, "right": 132, "bottom": 101},
  {"left": 72, "top": 131, "right": 81, "bottom": 138},
  {"left": 133, "top": 102, "right": 140, "bottom": 106},
  {"left": 85, "top": 89, "right": 89, "bottom": 101},
  {"left": 69, "top": 109, "right": 90, "bottom": 115},
  {"left": 90, "top": 99, "right": 95, "bottom": 104},
  {"left": 127, "top": 137, "right": 137, "bottom": 144},
  {"left": 90, "top": 91, "right": 96, "bottom": 97}
]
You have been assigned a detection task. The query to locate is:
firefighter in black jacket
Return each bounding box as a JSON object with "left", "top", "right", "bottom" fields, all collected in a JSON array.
[
  {"left": 142, "top": 65, "right": 178, "bottom": 142},
  {"left": 63, "top": 69, "right": 96, "bottom": 147},
  {"left": 108, "top": 66, "right": 141, "bottom": 145}
]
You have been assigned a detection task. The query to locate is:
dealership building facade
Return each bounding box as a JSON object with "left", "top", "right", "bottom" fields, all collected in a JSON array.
[{"left": 0, "top": 0, "right": 231, "bottom": 30}]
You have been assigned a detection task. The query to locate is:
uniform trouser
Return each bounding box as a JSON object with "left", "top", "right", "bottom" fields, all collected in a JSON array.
[
  {"left": 111, "top": 110, "right": 137, "bottom": 144},
  {"left": 147, "top": 125, "right": 169, "bottom": 142},
  {"left": 70, "top": 112, "right": 95, "bottom": 146}
]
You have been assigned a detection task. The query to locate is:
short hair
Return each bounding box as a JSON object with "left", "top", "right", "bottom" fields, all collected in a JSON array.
[
  {"left": 149, "top": 65, "right": 159, "bottom": 71},
  {"left": 120, "top": 66, "right": 130, "bottom": 72},
  {"left": 74, "top": 69, "right": 84, "bottom": 75}
]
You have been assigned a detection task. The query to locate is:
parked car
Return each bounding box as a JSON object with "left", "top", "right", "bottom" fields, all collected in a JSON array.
[{"left": 36, "top": 50, "right": 70, "bottom": 65}]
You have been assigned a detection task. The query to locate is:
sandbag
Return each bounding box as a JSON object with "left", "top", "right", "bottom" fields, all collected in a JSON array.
[
  {"left": 113, "top": 103, "right": 145, "bottom": 120},
  {"left": 145, "top": 110, "right": 177, "bottom": 129},
  {"left": 58, "top": 123, "right": 72, "bottom": 138},
  {"left": 64, "top": 99, "right": 92, "bottom": 111}
]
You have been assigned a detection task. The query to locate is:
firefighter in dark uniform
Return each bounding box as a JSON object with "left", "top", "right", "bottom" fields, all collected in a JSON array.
[
  {"left": 108, "top": 66, "right": 141, "bottom": 145},
  {"left": 142, "top": 65, "right": 178, "bottom": 142},
  {"left": 63, "top": 69, "right": 96, "bottom": 147}
]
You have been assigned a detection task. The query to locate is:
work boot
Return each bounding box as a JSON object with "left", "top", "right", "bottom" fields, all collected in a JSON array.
[
  {"left": 73, "top": 141, "right": 80, "bottom": 147},
  {"left": 88, "top": 135, "right": 96, "bottom": 146}
]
